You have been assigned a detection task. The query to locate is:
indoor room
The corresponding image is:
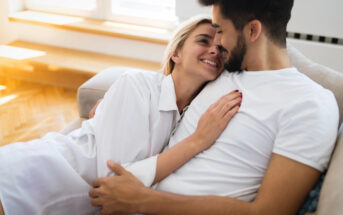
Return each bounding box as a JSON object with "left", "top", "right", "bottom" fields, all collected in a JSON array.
[{"left": 0, "top": 0, "right": 342, "bottom": 214}]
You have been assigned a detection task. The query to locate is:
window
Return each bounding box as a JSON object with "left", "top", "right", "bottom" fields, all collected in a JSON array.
[
  {"left": 25, "top": 0, "right": 97, "bottom": 17},
  {"left": 24, "top": 0, "right": 177, "bottom": 28},
  {"left": 110, "top": 0, "right": 176, "bottom": 28},
  {"left": 27, "top": 0, "right": 96, "bottom": 11}
]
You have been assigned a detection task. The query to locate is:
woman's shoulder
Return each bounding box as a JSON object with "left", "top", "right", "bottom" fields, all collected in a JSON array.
[
  {"left": 120, "top": 68, "right": 163, "bottom": 83},
  {"left": 112, "top": 69, "right": 165, "bottom": 95}
]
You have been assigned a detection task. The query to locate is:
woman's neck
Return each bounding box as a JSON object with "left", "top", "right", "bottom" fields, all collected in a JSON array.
[{"left": 171, "top": 70, "right": 205, "bottom": 113}]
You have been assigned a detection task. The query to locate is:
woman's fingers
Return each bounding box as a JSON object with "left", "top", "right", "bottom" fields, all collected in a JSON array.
[
  {"left": 223, "top": 105, "right": 240, "bottom": 122},
  {"left": 211, "top": 90, "right": 240, "bottom": 109},
  {"left": 219, "top": 96, "right": 241, "bottom": 115},
  {"left": 215, "top": 91, "right": 242, "bottom": 117}
]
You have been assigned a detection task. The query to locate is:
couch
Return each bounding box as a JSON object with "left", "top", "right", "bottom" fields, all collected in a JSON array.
[{"left": 61, "top": 44, "right": 343, "bottom": 215}]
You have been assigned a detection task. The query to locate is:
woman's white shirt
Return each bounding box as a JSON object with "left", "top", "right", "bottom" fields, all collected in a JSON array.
[
  {"left": 93, "top": 70, "right": 181, "bottom": 185},
  {"left": 0, "top": 70, "right": 182, "bottom": 215}
]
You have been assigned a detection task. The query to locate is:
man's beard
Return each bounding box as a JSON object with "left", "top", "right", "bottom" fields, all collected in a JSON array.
[{"left": 225, "top": 34, "right": 246, "bottom": 73}]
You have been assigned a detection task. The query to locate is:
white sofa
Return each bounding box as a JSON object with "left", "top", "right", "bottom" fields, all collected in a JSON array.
[{"left": 61, "top": 45, "right": 343, "bottom": 215}]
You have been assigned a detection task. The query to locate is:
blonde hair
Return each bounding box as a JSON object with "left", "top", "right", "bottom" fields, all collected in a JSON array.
[{"left": 161, "top": 15, "right": 212, "bottom": 75}]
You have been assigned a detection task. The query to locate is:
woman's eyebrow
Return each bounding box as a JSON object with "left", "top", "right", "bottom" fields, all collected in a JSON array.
[{"left": 195, "top": 34, "right": 212, "bottom": 39}]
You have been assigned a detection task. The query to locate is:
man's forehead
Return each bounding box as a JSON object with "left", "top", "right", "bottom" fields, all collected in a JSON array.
[{"left": 211, "top": 5, "right": 222, "bottom": 28}]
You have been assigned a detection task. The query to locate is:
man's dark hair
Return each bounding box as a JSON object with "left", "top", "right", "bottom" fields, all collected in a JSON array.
[{"left": 199, "top": 0, "right": 294, "bottom": 47}]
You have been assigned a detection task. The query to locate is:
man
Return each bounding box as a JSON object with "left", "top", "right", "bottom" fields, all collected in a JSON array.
[{"left": 89, "top": 0, "right": 339, "bottom": 214}]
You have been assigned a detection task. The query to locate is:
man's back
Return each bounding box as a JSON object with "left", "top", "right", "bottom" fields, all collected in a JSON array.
[{"left": 156, "top": 68, "right": 339, "bottom": 201}]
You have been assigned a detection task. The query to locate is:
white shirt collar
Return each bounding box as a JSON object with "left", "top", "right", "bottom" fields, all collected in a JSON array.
[{"left": 159, "top": 74, "right": 179, "bottom": 112}]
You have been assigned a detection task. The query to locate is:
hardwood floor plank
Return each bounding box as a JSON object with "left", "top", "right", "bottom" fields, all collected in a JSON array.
[{"left": 0, "top": 77, "right": 79, "bottom": 146}]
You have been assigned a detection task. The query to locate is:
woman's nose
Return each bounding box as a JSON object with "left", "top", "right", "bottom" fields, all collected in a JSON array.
[{"left": 209, "top": 45, "right": 220, "bottom": 55}]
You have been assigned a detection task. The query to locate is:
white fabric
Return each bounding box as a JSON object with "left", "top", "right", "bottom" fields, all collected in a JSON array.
[
  {"left": 0, "top": 70, "right": 180, "bottom": 215},
  {"left": 156, "top": 68, "right": 339, "bottom": 202},
  {"left": 93, "top": 70, "right": 180, "bottom": 180}
]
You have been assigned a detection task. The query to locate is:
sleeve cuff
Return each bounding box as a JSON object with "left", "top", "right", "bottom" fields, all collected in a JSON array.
[{"left": 123, "top": 155, "right": 158, "bottom": 187}]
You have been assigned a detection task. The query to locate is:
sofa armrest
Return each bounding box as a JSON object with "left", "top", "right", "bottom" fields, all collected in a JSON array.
[
  {"left": 77, "top": 67, "right": 135, "bottom": 118},
  {"left": 315, "top": 131, "right": 343, "bottom": 215}
]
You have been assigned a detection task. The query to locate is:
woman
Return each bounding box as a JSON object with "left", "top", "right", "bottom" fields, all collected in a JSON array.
[{"left": 0, "top": 16, "right": 242, "bottom": 215}]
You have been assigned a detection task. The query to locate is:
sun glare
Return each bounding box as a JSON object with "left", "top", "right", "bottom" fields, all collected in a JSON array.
[
  {"left": 0, "top": 95, "right": 17, "bottom": 106},
  {"left": 0, "top": 46, "right": 46, "bottom": 60}
]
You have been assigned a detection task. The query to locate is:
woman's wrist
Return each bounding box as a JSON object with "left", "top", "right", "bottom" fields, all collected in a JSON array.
[{"left": 188, "top": 132, "right": 211, "bottom": 153}]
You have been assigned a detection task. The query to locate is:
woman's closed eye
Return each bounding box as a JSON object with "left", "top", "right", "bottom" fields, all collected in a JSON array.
[{"left": 198, "top": 39, "right": 210, "bottom": 45}]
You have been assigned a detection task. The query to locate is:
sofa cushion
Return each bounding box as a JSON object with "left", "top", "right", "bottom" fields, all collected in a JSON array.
[
  {"left": 77, "top": 67, "right": 140, "bottom": 118},
  {"left": 315, "top": 132, "right": 343, "bottom": 215}
]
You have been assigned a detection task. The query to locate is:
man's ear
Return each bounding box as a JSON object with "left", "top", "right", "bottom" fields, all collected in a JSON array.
[
  {"left": 171, "top": 49, "right": 181, "bottom": 64},
  {"left": 245, "top": 19, "right": 262, "bottom": 43}
]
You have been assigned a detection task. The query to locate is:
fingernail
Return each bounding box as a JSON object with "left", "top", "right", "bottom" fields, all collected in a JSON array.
[{"left": 234, "top": 90, "right": 239, "bottom": 92}]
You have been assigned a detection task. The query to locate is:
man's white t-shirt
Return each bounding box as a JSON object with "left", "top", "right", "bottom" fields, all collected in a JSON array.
[{"left": 156, "top": 68, "right": 339, "bottom": 201}]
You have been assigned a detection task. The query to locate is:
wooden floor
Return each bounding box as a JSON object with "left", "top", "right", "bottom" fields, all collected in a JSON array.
[{"left": 0, "top": 77, "right": 79, "bottom": 146}]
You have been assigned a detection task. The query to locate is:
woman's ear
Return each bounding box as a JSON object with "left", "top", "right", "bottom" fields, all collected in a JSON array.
[
  {"left": 171, "top": 49, "right": 181, "bottom": 64},
  {"left": 245, "top": 19, "right": 262, "bottom": 43}
]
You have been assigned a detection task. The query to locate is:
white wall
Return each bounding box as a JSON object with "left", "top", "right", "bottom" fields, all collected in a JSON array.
[
  {"left": 175, "top": 0, "right": 210, "bottom": 22},
  {"left": 288, "top": 0, "right": 343, "bottom": 38},
  {"left": 287, "top": 0, "right": 343, "bottom": 72},
  {"left": 0, "top": 0, "right": 17, "bottom": 44}
]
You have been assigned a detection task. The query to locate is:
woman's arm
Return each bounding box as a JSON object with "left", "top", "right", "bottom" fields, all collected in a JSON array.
[{"left": 152, "top": 90, "right": 242, "bottom": 184}]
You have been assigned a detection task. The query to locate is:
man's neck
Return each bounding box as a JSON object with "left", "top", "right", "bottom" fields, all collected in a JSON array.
[{"left": 243, "top": 39, "right": 291, "bottom": 72}]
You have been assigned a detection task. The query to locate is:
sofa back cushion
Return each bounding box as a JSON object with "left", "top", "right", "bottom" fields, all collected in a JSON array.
[{"left": 315, "top": 132, "right": 343, "bottom": 215}]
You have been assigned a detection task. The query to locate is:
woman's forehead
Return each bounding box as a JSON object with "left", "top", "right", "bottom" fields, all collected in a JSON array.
[{"left": 191, "top": 23, "right": 216, "bottom": 38}]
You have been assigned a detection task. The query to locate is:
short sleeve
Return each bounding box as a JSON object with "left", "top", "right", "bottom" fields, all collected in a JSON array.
[
  {"left": 123, "top": 155, "right": 158, "bottom": 187},
  {"left": 273, "top": 90, "right": 339, "bottom": 172},
  {"left": 93, "top": 73, "right": 151, "bottom": 177}
]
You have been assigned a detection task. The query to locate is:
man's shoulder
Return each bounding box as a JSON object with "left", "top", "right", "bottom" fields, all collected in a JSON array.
[{"left": 289, "top": 68, "right": 336, "bottom": 101}]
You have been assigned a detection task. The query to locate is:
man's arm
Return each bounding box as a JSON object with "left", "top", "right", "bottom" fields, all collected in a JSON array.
[{"left": 89, "top": 154, "right": 320, "bottom": 215}]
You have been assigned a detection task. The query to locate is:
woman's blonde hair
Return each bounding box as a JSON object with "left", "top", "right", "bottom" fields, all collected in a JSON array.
[{"left": 161, "top": 15, "right": 212, "bottom": 75}]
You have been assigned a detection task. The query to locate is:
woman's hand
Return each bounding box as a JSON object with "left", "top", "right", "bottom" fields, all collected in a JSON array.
[
  {"left": 192, "top": 90, "right": 242, "bottom": 150},
  {"left": 89, "top": 99, "right": 103, "bottom": 118}
]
